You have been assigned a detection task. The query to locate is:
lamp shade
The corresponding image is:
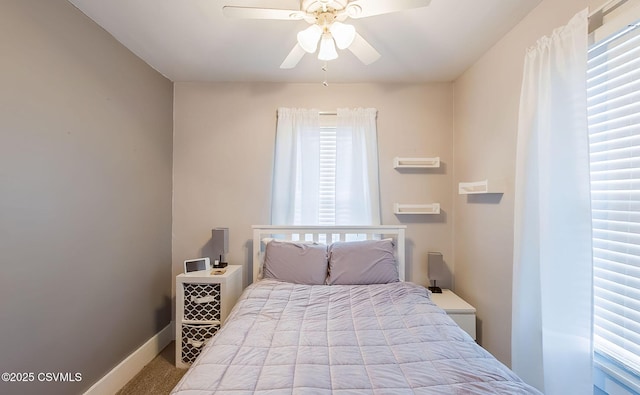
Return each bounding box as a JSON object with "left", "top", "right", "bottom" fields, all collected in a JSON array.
[
  {"left": 318, "top": 33, "right": 338, "bottom": 61},
  {"left": 297, "top": 24, "right": 323, "bottom": 53},
  {"left": 428, "top": 252, "right": 445, "bottom": 281},
  {"left": 212, "top": 228, "right": 229, "bottom": 257},
  {"left": 329, "top": 21, "right": 356, "bottom": 49}
]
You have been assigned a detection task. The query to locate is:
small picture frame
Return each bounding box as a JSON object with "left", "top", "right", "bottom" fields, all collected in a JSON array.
[{"left": 183, "top": 257, "right": 211, "bottom": 273}]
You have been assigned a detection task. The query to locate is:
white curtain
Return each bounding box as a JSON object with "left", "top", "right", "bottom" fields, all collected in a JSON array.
[
  {"left": 512, "top": 9, "right": 593, "bottom": 395},
  {"left": 271, "top": 108, "right": 320, "bottom": 225},
  {"left": 336, "top": 107, "right": 380, "bottom": 225},
  {"left": 271, "top": 107, "right": 380, "bottom": 225}
]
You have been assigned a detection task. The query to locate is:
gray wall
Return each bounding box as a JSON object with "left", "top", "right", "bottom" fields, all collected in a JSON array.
[{"left": 0, "top": 1, "right": 173, "bottom": 394}]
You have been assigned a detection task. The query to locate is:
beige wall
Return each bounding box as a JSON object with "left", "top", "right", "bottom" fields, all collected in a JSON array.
[
  {"left": 173, "top": 82, "right": 454, "bottom": 288},
  {"left": 453, "top": 0, "right": 604, "bottom": 366},
  {"left": 0, "top": 1, "right": 173, "bottom": 393}
]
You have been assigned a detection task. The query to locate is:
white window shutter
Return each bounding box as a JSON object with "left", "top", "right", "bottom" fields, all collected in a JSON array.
[{"left": 588, "top": 22, "right": 640, "bottom": 374}]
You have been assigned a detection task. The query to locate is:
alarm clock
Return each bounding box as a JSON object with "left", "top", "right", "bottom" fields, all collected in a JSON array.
[{"left": 183, "top": 257, "right": 211, "bottom": 273}]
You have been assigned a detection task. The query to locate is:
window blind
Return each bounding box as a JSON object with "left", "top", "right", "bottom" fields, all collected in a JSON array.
[
  {"left": 319, "top": 126, "right": 337, "bottom": 226},
  {"left": 588, "top": 20, "right": 640, "bottom": 374}
]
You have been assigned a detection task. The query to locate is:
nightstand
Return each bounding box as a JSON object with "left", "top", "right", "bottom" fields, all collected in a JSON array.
[
  {"left": 430, "top": 289, "right": 477, "bottom": 340},
  {"left": 175, "top": 265, "right": 243, "bottom": 368}
]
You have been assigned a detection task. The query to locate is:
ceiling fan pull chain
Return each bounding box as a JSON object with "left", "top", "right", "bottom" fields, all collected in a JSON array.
[{"left": 322, "top": 62, "right": 329, "bottom": 86}]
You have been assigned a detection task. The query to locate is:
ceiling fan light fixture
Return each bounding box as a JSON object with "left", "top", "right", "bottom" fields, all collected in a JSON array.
[
  {"left": 318, "top": 33, "right": 338, "bottom": 61},
  {"left": 288, "top": 12, "right": 304, "bottom": 20},
  {"left": 345, "top": 4, "right": 362, "bottom": 18},
  {"left": 329, "top": 21, "right": 356, "bottom": 49},
  {"left": 297, "top": 24, "right": 323, "bottom": 53}
]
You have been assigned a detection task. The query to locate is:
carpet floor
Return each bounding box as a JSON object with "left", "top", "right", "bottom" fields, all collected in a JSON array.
[{"left": 116, "top": 342, "right": 187, "bottom": 395}]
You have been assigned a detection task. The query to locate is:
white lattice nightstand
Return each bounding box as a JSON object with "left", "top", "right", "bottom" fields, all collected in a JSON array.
[
  {"left": 175, "top": 265, "right": 243, "bottom": 368},
  {"left": 430, "top": 289, "right": 477, "bottom": 340}
]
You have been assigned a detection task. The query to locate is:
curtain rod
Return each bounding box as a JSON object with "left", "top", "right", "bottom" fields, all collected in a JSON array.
[
  {"left": 588, "top": 0, "right": 629, "bottom": 34},
  {"left": 276, "top": 110, "right": 377, "bottom": 116},
  {"left": 589, "top": 0, "right": 627, "bottom": 18},
  {"left": 275, "top": 110, "right": 337, "bottom": 117},
  {"left": 320, "top": 111, "right": 379, "bottom": 118}
]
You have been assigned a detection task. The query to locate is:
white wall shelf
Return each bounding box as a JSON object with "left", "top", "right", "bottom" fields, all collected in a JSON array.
[
  {"left": 393, "top": 157, "right": 440, "bottom": 169},
  {"left": 393, "top": 203, "right": 441, "bottom": 215},
  {"left": 458, "top": 179, "right": 505, "bottom": 195}
]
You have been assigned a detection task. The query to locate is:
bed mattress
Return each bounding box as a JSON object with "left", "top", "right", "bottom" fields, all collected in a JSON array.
[{"left": 171, "top": 280, "right": 541, "bottom": 394}]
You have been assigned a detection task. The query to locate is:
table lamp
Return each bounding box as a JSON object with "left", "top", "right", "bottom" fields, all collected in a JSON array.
[
  {"left": 212, "top": 228, "right": 229, "bottom": 268},
  {"left": 428, "top": 251, "right": 444, "bottom": 293}
]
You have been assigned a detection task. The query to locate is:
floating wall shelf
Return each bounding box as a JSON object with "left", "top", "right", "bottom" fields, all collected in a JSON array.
[
  {"left": 458, "top": 179, "right": 505, "bottom": 195},
  {"left": 394, "top": 203, "right": 441, "bottom": 215},
  {"left": 394, "top": 157, "right": 440, "bottom": 169}
]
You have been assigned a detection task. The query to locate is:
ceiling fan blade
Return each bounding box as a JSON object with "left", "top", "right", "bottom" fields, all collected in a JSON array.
[
  {"left": 345, "top": 0, "right": 431, "bottom": 19},
  {"left": 222, "top": 6, "right": 305, "bottom": 20},
  {"left": 280, "top": 44, "right": 306, "bottom": 69},
  {"left": 348, "top": 33, "right": 380, "bottom": 65}
]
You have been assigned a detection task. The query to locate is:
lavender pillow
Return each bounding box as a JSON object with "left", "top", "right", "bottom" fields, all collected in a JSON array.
[
  {"left": 263, "top": 240, "right": 328, "bottom": 285},
  {"left": 327, "top": 239, "right": 399, "bottom": 285}
]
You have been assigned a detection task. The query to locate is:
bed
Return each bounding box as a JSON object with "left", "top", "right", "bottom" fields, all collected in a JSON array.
[{"left": 171, "top": 225, "right": 540, "bottom": 394}]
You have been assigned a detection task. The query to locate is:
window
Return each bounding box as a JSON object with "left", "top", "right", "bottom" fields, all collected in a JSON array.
[
  {"left": 271, "top": 108, "right": 380, "bottom": 227},
  {"left": 293, "top": 117, "right": 337, "bottom": 225},
  {"left": 587, "top": 12, "right": 640, "bottom": 389},
  {"left": 318, "top": 122, "right": 337, "bottom": 225}
]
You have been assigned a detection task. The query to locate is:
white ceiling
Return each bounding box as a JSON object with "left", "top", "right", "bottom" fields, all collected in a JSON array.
[{"left": 67, "top": 0, "right": 541, "bottom": 83}]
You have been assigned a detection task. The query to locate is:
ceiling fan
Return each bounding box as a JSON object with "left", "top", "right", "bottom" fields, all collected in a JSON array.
[{"left": 222, "top": 0, "right": 432, "bottom": 69}]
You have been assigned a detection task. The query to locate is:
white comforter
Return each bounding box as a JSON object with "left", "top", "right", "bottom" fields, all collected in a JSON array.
[{"left": 172, "top": 280, "right": 541, "bottom": 394}]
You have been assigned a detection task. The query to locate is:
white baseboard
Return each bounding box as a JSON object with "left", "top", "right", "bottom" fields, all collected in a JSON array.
[{"left": 83, "top": 322, "right": 174, "bottom": 395}]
